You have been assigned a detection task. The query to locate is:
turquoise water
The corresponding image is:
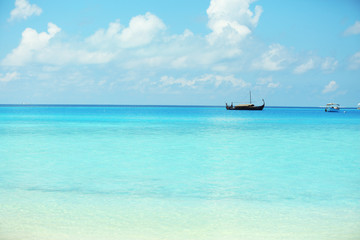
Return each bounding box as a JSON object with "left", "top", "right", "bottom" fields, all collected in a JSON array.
[{"left": 1, "top": 106, "right": 360, "bottom": 240}]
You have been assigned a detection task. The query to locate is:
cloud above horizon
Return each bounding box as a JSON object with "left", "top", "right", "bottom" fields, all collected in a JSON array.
[
  {"left": 8, "top": 0, "right": 42, "bottom": 21},
  {"left": 159, "top": 74, "right": 250, "bottom": 89},
  {"left": 252, "top": 44, "right": 292, "bottom": 71},
  {"left": 321, "top": 57, "right": 338, "bottom": 72},
  {"left": 349, "top": 51, "right": 360, "bottom": 70},
  {"left": 1, "top": 0, "right": 355, "bottom": 95},
  {"left": 86, "top": 13, "right": 166, "bottom": 49},
  {"left": 344, "top": 21, "right": 360, "bottom": 36},
  {"left": 0, "top": 72, "right": 19, "bottom": 82},
  {"left": 206, "top": 0, "right": 262, "bottom": 45},
  {"left": 2, "top": 23, "right": 60, "bottom": 66},
  {"left": 322, "top": 80, "right": 338, "bottom": 94},
  {"left": 294, "top": 59, "right": 315, "bottom": 74},
  {"left": 256, "top": 76, "right": 280, "bottom": 89}
]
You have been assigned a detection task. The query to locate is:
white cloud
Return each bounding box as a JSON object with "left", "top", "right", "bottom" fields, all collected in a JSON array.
[
  {"left": 267, "top": 82, "right": 280, "bottom": 88},
  {"left": 206, "top": 0, "right": 263, "bottom": 45},
  {"left": 39, "top": 48, "right": 114, "bottom": 65},
  {"left": 212, "top": 74, "right": 249, "bottom": 87},
  {"left": 9, "top": 0, "right": 42, "bottom": 21},
  {"left": 2, "top": 22, "right": 115, "bottom": 66},
  {"left": 2, "top": 22, "right": 60, "bottom": 66},
  {"left": 1, "top": 6, "right": 254, "bottom": 71},
  {"left": 160, "top": 76, "right": 195, "bottom": 87},
  {"left": 257, "top": 76, "right": 272, "bottom": 85},
  {"left": 321, "top": 57, "right": 338, "bottom": 72},
  {"left": 3, "top": 12, "right": 164, "bottom": 67},
  {"left": 120, "top": 12, "right": 166, "bottom": 48},
  {"left": 344, "top": 21, "right": 360, "bottom": 36},
  {"left": 87, "top": 12, "right": 166, "bottom": 49},
  {"left": 256, "top": 76, "right": 280, "bottom": 88},
  {"left": 160, "top": 74, "right": 249, "bottom": 89},
  {"left": 3, "top": 1, "right": 339, "bottom": 86},
  {"left": 252, "top": 44, "right": 290, "bottom": 71},
  {"left": 293, "top": 56, "right": 338, "bottom": 74},
  {"left": 293, "top": 59, "right": 315, "bottom": 74},
  {"left": 0, "top": 72, "right": 19, "bottom": 82},
  {"left": 171, "top": 56, "right": 188, "bottom": 69},
  {"left": 322, "top": 80, "right": 338, "bottom": 93},
  {"left": 86, "top": 20, "right": 123, "bottom": 49},
  {"left": 349, "top": 51, "right": 360, "bottom": 70}
]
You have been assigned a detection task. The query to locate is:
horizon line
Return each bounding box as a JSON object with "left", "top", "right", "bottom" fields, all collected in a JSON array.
[{"left": 0, "top": 104, "right": 358, "bottom": 109}]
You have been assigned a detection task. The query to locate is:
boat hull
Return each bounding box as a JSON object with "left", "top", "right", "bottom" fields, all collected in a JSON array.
[
  {"left": 324, "top": 103, "right": 340, "bottom": 112},
  {"left": 325, "top": 107, "right": 339, "bottom": 112},
  {"left": 226, "top": 104, "right": 264, "bottom": 110},
  {"left": 226, "top": 99, "right": 265, "bottom": 111}
]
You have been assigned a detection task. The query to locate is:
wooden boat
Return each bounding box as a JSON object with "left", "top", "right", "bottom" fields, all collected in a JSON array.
[{"left": 226, "top": 92, "right": 265, "bottom": 110}]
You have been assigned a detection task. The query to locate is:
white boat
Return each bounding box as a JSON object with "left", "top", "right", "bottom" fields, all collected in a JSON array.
[
  {"left": 325, "top": 103, "right": 340, "bottom": 112},
  {"left": 357, "top": 103, "right": 360, "bottom": 110}
]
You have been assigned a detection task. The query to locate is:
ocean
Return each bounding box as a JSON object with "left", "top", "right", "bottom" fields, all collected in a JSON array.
[{"left": 0, "top": 105, "right": 359, "bottom": 240}]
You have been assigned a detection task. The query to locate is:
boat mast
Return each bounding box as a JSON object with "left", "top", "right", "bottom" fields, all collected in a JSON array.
[{"left": 249, "top": 91, "right": 252, "bottom": 104}]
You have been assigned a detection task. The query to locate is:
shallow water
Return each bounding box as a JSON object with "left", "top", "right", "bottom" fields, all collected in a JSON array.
[{"left": 1, "top": 106, "right": 359, "bottom": 239}]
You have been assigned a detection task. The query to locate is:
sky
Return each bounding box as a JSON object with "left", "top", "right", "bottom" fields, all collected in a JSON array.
[{"left": 0, "top": 0, "right": 359, "bottom": 106}]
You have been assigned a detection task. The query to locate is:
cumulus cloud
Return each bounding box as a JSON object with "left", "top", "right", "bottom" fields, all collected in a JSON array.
[
  {"left": 267, "top": 82, "right": 280, "bottom": 88},
  {"left": 2, "top": 22, "right": 115, "bottom": 66},
  {"left": 321, "top": 57, "right": 338, "bottom": 72},
  {"left": 206, "top": 0, "right": 263, "bottom": 45},
  {"left": 9, "top": 0, "right": 42, "bottom": 21},
  {"left": 2, "top": 4, "right": 260, "bottom": 72},
  {"left": 160, "top": 76, "right": 195, "bottom": 88},
  {"left": 86, "top": 20, "right": 123, "bottom": 49},
  {"left": 87, "top": 12, "right": 166, "bottom": 48},
  {"left": 256, "top": 76, "right": 280, "bottom": 88},
  {"left": 120, "top": 12, "right": 166, "bottom": 47},
  {"left": 0, "top": 72, "right": 19, "bottom": 82},
  {"left": 293, "top": 59, "right": 315, "bottom": 74},
  {"left": 349, "top": 51, "right": 360, "bottom": 70},
  {"left": 3, "top": 12, "right": 165, "bottom": 67},
  {"left": 344, "top": 21, "right": 360, "bottom": 36},
  {"left": 2, "top": 22, "right": 60, "bottom": 66},
  {"left": 322, "top": 80, "right": 338, "bottom": 93},
  {"left": 160, "top": 74, "right": 249, "bottom": 89},
  {"left": 39, "top": 48, "right": 115, "bottom": 65},
  {"left": 293, "top": 56, "right": 338, "bottom": 74},
  {"left": 252, "top": 44, "right": 291, "bottom": 71},
  {"left": 3, "top": 0, "right": 339, "bottom": 91}
]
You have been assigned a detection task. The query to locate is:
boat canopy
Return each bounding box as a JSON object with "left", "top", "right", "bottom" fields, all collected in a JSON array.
[{"left": 235, "top": 104, "right": 254, "bottom": 107}]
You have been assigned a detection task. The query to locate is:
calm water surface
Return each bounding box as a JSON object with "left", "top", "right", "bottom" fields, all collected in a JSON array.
[{"left": 1, "top": 106, "right": 359, "bottom": 240}]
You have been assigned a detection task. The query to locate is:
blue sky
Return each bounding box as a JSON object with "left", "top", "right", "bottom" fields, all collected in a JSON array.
[{"left": 0, "top": 0, "right": 359, "bottom": 106}]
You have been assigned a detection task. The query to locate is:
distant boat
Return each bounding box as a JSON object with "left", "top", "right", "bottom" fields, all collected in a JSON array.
[
  {"left": 325, "top": 103, "right": 340, "bottom": 112},
  {"left": 358, "top": 103, "right": 360, "bottom": 110},
  {"left": 226, "top": 91, "right": 265, "bottom": 110}
]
